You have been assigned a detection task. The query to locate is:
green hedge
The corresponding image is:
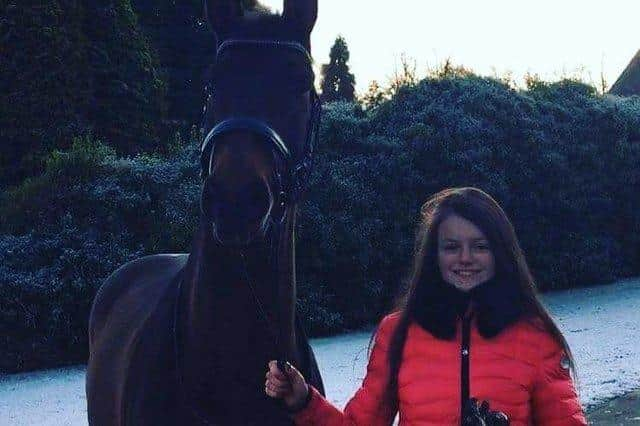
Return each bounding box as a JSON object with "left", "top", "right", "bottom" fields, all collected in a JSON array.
[
  {"left": 0, "top": 0, "right": 166, "bottom": 186},
  {"left": 1, "top": 76, "right": 639, "bottom": 372}
]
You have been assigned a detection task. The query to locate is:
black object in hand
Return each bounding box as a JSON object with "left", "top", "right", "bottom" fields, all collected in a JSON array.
[
  {"left": 277, "top": 359, "right": 290, "bottom": 374},
  {"left": 463, "top": 398, "right": 487, "bottom": 426},
  {"left": 486, "top": 410, "right": 509, "bottom": 426},
  {"left": 462, "top": 398, "right": 509, "bottom": 426}
]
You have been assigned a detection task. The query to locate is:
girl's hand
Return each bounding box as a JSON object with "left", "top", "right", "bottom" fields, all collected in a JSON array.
[{"left": 265, "top": 360, "right": 309, "bottom": 410}]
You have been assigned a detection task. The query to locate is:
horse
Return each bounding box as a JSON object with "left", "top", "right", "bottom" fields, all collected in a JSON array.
[{"left": 86, "top": 1, "right": 325, "bottom": 424}]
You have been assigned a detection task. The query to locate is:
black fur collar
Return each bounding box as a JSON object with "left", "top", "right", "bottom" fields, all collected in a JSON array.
[{"left": 413, "top": 275, "right": 523, "bottom": 340}]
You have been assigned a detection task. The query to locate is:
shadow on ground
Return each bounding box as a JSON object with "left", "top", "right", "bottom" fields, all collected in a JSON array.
[{"left": 587, "top": 390, "right": 640, "bottom": 425}]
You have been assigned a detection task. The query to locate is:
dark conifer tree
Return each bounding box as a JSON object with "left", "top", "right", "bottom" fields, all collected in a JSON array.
[
  {"left": 85, "top": 0, "right": 167, "bottom": 154},
  {"left": 320, "top": 36, "right": 356, "bottom": 103},
  {"left": 130, "top": 0, "right": 211, "bottom": 129},
  {"left": 0, "top": 0, "right": 167, "bottom": 185},
  {"left": 0, "top": 0, "right": 90, "bottom": 185}
]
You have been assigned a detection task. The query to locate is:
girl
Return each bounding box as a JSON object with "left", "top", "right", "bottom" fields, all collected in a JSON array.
[{"left": 266, "top": 187, "right": 587, "bottom": 425}]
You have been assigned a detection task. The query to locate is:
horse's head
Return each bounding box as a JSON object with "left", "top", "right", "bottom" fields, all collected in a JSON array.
[{"left": 200, "top": 0, "right": 319, "bottom": 247}]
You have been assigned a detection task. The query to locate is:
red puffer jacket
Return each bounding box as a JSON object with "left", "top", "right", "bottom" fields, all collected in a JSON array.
[{"left": 294, "top": 312, "right": 586, "bottom": 425}]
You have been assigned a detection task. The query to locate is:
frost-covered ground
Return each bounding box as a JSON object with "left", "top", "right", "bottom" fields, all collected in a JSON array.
[{"left": 1, "top": 277, "right": 639, "bottom": 426}]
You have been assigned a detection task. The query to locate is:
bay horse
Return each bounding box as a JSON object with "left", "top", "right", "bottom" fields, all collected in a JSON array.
[{"left": 85, "top": 1, "right": 325, "bottom": 424}]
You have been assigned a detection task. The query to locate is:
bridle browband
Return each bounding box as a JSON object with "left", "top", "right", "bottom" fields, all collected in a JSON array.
[{"left": 199, "top": 39, "right": 321, "bottom": 224}]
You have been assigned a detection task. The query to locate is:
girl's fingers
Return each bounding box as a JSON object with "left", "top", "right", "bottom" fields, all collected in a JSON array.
[
  {"left": 265, "top": 386, "right": 279, "bottom": 398},
  {"left": 265, "top": 360, "right": 309, "bottom": 408},
  {"left": 267, "top": 360, "right": 288, "bottom": 381},
  {"left": 265, "top": 379, "right": 290, "bottom": 398},
  {"left": 265, "top": 382, "right": 289, "bottom": 394},
  {"left": 265, "top": 371, "right": 290, "bottom": 388}
]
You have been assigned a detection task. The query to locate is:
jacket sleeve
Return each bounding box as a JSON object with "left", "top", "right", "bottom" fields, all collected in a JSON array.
[
  {"left": 530, "top": 337, "right": 587, "bottom": 426},
  {"left": 293, "top": 315, "right": 398, "bottom": 426}
]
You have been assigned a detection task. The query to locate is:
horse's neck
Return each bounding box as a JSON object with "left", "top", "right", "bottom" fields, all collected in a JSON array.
[
  {"left": 179, "top": 216, "right": 298, "bottom": 395},
  {"left": 183, "top": 238, "right": 280, "bottom": 348}
]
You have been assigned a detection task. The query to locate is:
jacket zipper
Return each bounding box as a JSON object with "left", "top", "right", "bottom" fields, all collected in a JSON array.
[{"left": 460, "top": 314, "right": 471, "bottom": 425}]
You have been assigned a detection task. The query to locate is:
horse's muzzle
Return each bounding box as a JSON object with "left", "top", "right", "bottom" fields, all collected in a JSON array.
[{"left": 202, "top": 181, "right": 275, "bottom": 247}]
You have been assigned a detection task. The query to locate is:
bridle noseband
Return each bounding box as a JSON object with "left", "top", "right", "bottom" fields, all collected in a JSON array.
[{"left": 200, "top": 39, "right": 321, "bottom": 225}]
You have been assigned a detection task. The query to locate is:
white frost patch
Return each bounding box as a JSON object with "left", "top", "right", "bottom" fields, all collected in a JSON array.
[
  {"left": 1, "top": 278, "right": 638, "bottom": 425},
  {"left": 543, "top": 278, "right": 640, "bottom": 407},
  {"left": 0, "top": 366, "right": 86, "bottom": 425}
]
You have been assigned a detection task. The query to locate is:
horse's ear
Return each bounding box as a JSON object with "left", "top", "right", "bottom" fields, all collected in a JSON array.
[
  {"left": 283, "top": 0, "right": 318, "bottom": 36},
  {"left": 204, "top": 0, "right": 243, "bottom": 37}
]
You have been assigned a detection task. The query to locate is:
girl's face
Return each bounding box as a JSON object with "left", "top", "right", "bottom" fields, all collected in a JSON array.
[{"left": 437, "top": 214, "right": 495, "bottom": 292}]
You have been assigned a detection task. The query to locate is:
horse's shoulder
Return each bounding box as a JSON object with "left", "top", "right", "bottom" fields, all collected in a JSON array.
[
  {"left": 88, "top": 253, "right": 188, "bottom": 343},
  {"left": 113, "top": 253, "right": 189, "bottom": 281},
  {"left": 87, "top": 254, "right": 188, "bottom": 424}
]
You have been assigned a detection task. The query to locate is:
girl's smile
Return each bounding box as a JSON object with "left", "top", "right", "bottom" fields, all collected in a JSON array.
[{"left": 438, "top": 214, "right": 495, "bottom": 292}]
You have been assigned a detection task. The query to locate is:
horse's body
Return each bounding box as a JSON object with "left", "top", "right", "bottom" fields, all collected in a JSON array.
[
  {"left": 86, "top": 1, "right": 324, "bottom": 424},
  {"left": 86, "top": 254, "right": 185, "bottom": 425},
  {"left": 86, "top": 251, "right": 322, "bottom": 425}
]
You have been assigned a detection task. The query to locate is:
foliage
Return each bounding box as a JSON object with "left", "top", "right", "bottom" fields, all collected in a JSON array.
[
  {"left": 0, "top": 0, "right": 167, "bottom": 187},
  {"left": 301, "top": 75, "right": 640, "bottom": 332},
  {"left": 361, "top": 80, "right": 387, "bottom": 110},
  {"left": 320, "top": 36, "right": 356, "bottom": 103},
  {"left": 82, "top": 0, "right": 167, "bottom": 154},
  {"left": 129, "top": 0, "right": 272, "bottom": 125},
  {"left": 0, "top": 135, "right": 200, "bottom": 372},
  {"left": 427, "top": 58, "right": 475, "bottom": 80},
  {"left": 388, "top": 53, "right": 419, "bottom": 96},
  {"left": 0, "top": 1, "right": 90, "bottom": 185},
  {"left": 129, "top": 0, "right": 212, "bottom": 129},
  {"left": 0, "top": 219, "right": 142, "bottom": 372},
  {"left": 2, "top": 73, "right": 640, "bottom": 371}
]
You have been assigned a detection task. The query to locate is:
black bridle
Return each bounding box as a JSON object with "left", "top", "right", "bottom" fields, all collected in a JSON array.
[{"left": 199, "top": 39, "right": 321, "bottom": 224}]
